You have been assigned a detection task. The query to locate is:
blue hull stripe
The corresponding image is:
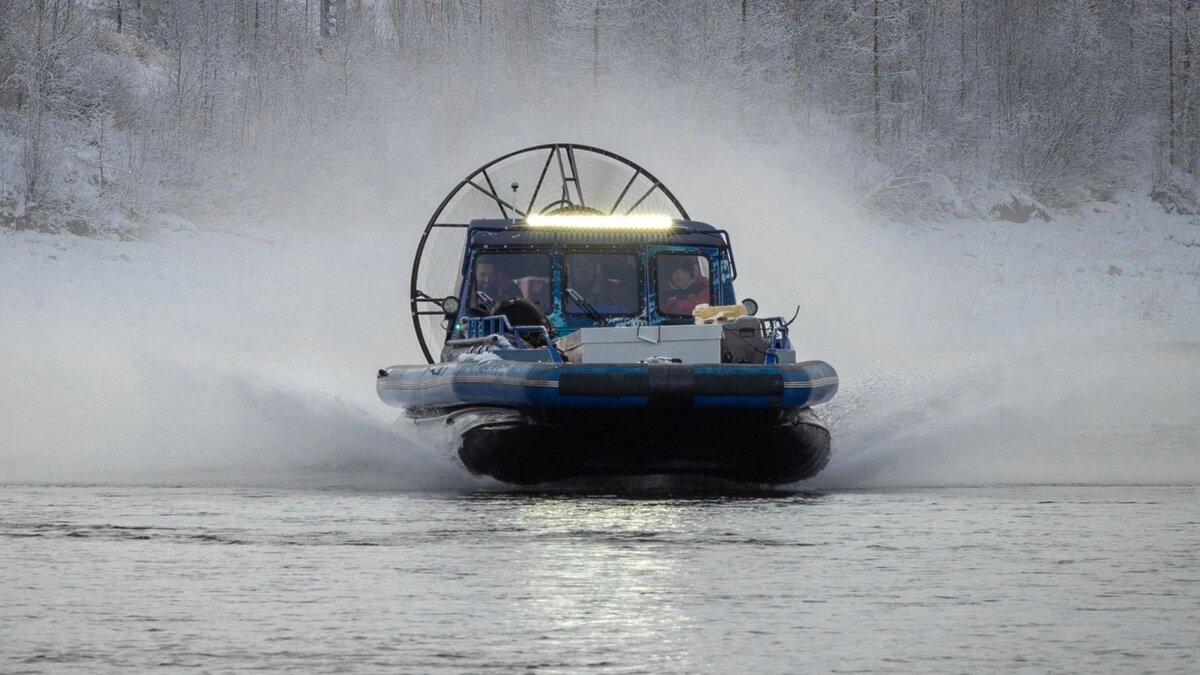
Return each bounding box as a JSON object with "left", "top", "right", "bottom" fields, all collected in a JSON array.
[{"left": 378, "top": 361, "right": 838, "bottom": 410}]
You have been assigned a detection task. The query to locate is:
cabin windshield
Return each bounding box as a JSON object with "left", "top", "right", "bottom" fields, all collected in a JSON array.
[
  {"left": 456, "top": 222, "right": 736, "bottom": 340},
  {"left": 469, "top": 252, "right": 551, "bottom": 312},
  {"left": 563, "top": 252, "right": 640, "bottom": 316}
]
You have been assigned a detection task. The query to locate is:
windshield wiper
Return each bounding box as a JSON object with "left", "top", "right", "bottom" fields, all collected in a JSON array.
[
  {"left": 474, "top": 290, "right": 496, "bottom": 314},
  {"left": 567, "top": 288, "right": 603, "bottom": 322}
]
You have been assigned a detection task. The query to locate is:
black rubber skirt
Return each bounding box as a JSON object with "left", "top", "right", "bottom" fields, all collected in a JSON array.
[{"left": 424, "top": 406, "right": 831, "bottom": 485}]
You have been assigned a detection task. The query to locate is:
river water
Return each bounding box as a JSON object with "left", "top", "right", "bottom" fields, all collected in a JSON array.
[{"left": 1, "top": 483, "right": 1196, "bottom": 673}]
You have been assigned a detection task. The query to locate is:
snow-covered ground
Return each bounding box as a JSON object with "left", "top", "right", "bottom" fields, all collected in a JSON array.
[{"left": 1, "top": 194, "right": 1197, "bottom": 488}]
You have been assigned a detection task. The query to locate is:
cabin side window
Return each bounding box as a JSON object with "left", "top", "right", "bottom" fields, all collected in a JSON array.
[
  {"left": 563, "top": 253, "right": 640, "bottom": 317},
  {"left": 470, "top": 252, "right": 551, "bottom": 312},
  {"left": 655, "top": 253, "right": 712, "bottom": 317}
]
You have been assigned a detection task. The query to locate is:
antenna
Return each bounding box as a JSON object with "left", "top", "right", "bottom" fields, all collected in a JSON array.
[{"left": 511, "top": 182, "right": 520, "bottom": 223}]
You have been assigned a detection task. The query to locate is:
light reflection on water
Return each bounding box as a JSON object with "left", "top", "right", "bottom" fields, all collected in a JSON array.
[
  {"left": 508, "top": 498, "right": 696, "bottom": 664},
  {"left": 1, "top": 485, "right": 1197, "bottom": 673}
]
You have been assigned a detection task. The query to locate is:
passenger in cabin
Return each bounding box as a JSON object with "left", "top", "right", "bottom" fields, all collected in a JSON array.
[
  {"left": 474, "top": 254, "right": 552, "bottom": 312},
  {"left": 472, "top": 258, "right": 501, "bottom": 305},
  {"left": 658, "top": 256, "right": 710, "bottom": 316}
]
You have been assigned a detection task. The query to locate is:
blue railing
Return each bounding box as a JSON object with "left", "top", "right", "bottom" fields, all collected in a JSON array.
[
  {"left": 760, "top": 317, "right": 792, "bottom": 365},
  {"left": 463, "top": 314, "right": 512, "bottom": 339},
  {"left": 460, "top": 315, "right": 563, "bottom": 363}
]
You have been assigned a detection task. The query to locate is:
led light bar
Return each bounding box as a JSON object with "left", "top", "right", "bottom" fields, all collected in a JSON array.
[{"left": 524, "top": 214, "right": 674, "bottom": 230}]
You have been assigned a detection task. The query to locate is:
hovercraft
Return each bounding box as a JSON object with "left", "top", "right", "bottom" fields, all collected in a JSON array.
[{"left": 377, "top": 143, "right": 838, "bottom": 484}]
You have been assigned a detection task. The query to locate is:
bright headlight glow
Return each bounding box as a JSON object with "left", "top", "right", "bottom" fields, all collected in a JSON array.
[{"left": 524, "top": 214, "right": 674, "bottom": 230}]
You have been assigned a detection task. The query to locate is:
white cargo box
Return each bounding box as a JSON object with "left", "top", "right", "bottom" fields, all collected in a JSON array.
[{"left": 557, "top": 324, "right": 724, "bottom": 364}]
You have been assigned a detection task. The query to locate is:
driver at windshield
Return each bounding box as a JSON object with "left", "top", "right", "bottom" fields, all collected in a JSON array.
[
  {"left": 472, "top": 259, "right": 515, "bottom": 309},
  {"left": 472, "top": 254, "right": 551, "bottom": 311}
]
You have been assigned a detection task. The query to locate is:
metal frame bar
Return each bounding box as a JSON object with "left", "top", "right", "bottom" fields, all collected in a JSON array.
[
  {"left": 555, "top": 147, "right": 567, "bottom": 190},
  {"left": 609, "top": 169, "right": 641, "bottom": 215},
  {"left": 527, "top": 148, "right": 555, "bottom": 215},
  {"left": 566, "top": 145, "right": 584, "bottom": 207},
  {"left": 467, "top": 180, "right": 526, "bottom": 218},
  {"left": 622, "top": 184, "right": 660, "bottom": 214},
  {"left": 481, "top": 169, "right": 509, "bottom": 219}
]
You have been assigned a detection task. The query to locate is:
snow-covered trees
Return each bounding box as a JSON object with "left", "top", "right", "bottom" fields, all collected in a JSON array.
[{"left": 2, "top": 0, "right": 1200, "bottom": 231}]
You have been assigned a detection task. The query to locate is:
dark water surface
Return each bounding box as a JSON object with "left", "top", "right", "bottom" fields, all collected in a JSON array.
[{"left": 2, "top": 484, "right": 1197, "bottom": 673}]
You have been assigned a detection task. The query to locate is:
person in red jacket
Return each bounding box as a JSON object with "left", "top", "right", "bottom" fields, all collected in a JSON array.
[{"left": 659, "top": 257, "right": 710, "bottom": 315}]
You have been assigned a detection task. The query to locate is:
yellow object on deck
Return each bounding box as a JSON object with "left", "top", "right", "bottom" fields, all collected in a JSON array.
[{"left": 691, "top": 303, "right": 748, "bottom": 324}]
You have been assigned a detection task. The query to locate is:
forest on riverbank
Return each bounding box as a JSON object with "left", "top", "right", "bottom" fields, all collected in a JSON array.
[{"left": 4, "top": 1, "right": 1200, "bottom": 233}]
